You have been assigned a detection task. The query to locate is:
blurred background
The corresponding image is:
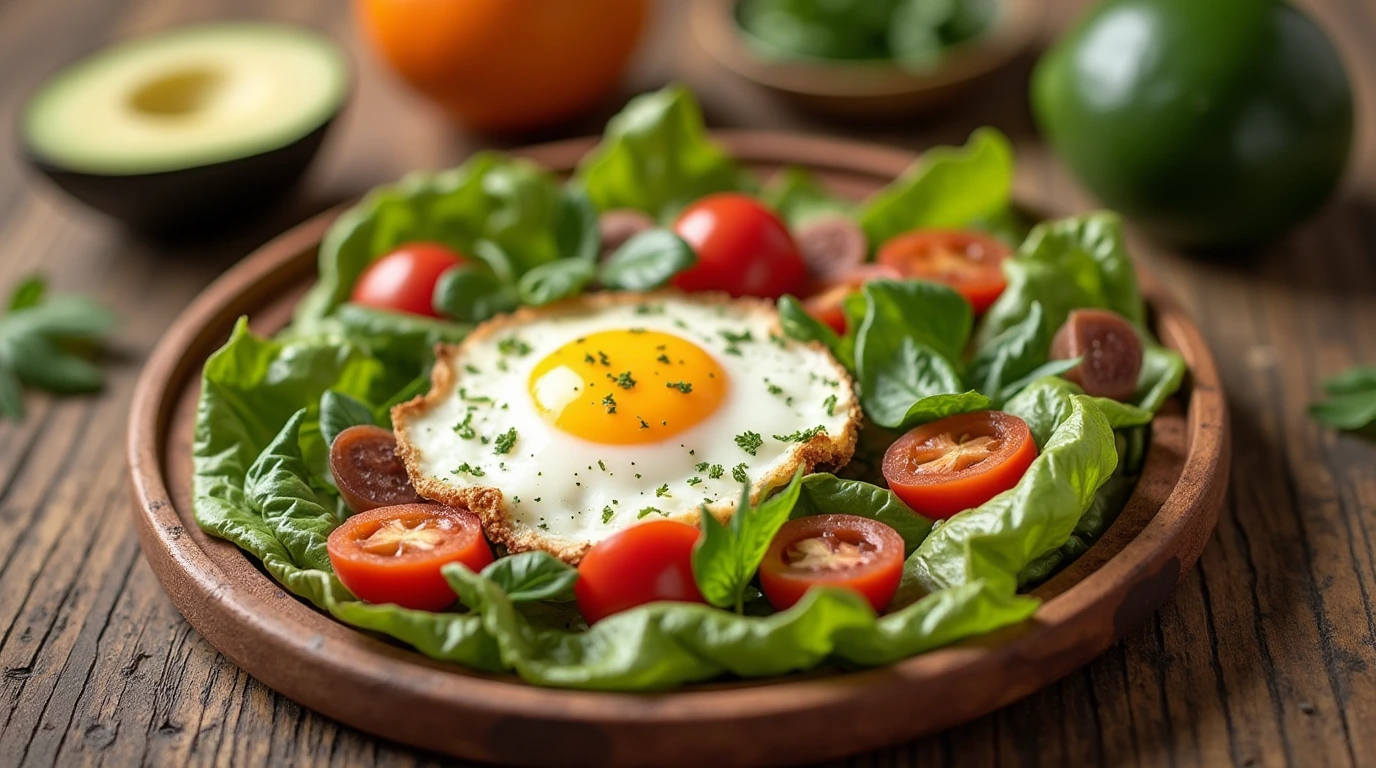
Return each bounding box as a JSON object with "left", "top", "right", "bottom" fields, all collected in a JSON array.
[{"left": 1, "top": 0, "right": 1375, "bottom": 765}]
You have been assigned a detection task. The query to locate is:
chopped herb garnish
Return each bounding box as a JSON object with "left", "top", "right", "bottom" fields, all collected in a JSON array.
[
  {"left": 601, "top": 506, "right": 615, "bottom": 524},
  {"left": 666, "top": 381, "right": 693, "bottom": 393},
  {"left": 584, "top": 353, "right": 596, "bottom": 365},
  {"left": 598, "top": 351, "right": 610, "bottom": 366},
  {"left": 695, "top": 461, "right": 710, "bottom": 473},
  {"left": 602, "top": 393, "right": 617, "bottom": 414},
  {"left": 724, "top": 346, "right": 743, "bottom": 356},
  {"left": 766, "top": 382, "right": 783, "bottom": 396},
  {"left": 634, "top": 303, "right": 664, "bottom": 315},
  {"left": 720, "top": 329, "right": 754, "bottom": 344},
  {"left": 608, "top": 371, "right": 636, "bottom": 389},
  {"left": 629, "top": 327, "right": 646, "bottom": 334},
  {"left": 687, "top": 477, "right": 703, "bottom": 486},
  {"left": 598, "top": 460, "right": 606, "bottom": 471},
  {"left": 708, "top": 464, "right": 724, "bottom": 479},
  {"left": 538, "top": 521, "right": 549, "bottom": 531},
  {"left": 497, "top": 360, "right": 509, "bottom": 372},
  {"left": 638, "top": 417, "right": 650, "bottom": 429},
  {"left": 732, "top": 463, "right": 749, "bottom": 483},
  {"left": 656, "top": 353, "right": 672, "bottom": 365},
  {"left": 734, "top": 431, "right": 763, "bottom": 455},
  {"left": 452, "top": 463, "right": 485, "bottom": 477},
  {"left": 452, "top": 412, "right": 476, "bottom": 439},
  {"left": 493, "top": 427, "right": 518, "bottom": 454},
  {"left": 824, "top": 393, "right": 838, "bottom": 416},
  {"left": 498, "top": 337, "right": 531, "bottom": 356},
  {"left": 637, "top": 507, "right": 660, "bottom": 519},
  {"left": 464, "top": 364, "right": 481, "bottom": 374},
  {"left": 774, "top": 425, "right": 826, "bottom": 443},
  {"left": 656, "top": 484, "right": 670, "bottom": 498}
]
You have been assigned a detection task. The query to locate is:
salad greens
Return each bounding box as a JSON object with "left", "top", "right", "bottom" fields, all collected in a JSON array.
[
  {"left": 189, "top": 84, "right": 1189, "bottom": 691},
  {"left": 0, "top": 275, "right": 117, "bottom": 420},
  {"left": 1309, "top": 366, "right": 1376, "bottom": 431}
]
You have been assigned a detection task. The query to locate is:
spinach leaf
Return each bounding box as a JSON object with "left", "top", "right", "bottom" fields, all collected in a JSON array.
[
  {"left": 322, "top": 303, "right": 469, "bottom": 369},
  {"left": 692, "top": 467, "right": 805, "bottom": 613},
  {"left": 433, "top": 265, "right": 519, "bottom": 323},
  {"left": 760, "top": 167, "right": 854, "bottom": 226},
  {"left": 481, "top": 551, "right": 579, "bottom": 603},
  {"left": 966, "top": 300, "right": 1053, "bottom": 401},
  {"left": 554, "top": 185, "right": 601, "bottom": 264},
  {"left": 859, "top": 279, "right": 972, "bottom": 364},
  {"left": 296, "top": 152, "right": 562, "bottom": 325},
  {"left": 7, "top": 276, "right": 45, "bottom": 312},
  {"left": 1309, "top": 365, "right": 1376, "bottom": 431},
  {"left": 857, "top": 335, "right": 965, "bottom": 429},
  {"left": 738, "top": 0, "right": 896, "bottom": 61},
  {"left": 1004, "top": 376, "right": 1152, "bottom": 448},
  {"left": 859, "top": 127, "right": 1014, "bottom": 247},
  {"left": 976, "top": 212, "right": 1146, "bottom": 348},
  {"left": 319, "top": 389, "right": 375, "bottom": 448},
  {"left": 517, "top": 259, "right": 597, "bottom": 306},
  {"left": 598, "top": 229, "right": 697, "bottom": 291},
  {"left": 1135, "top": 345, "right": 1187, "bottom": 413},
  {"left": 792, "top": 473, "right": 933, "bottom": 555},
  {"left": 903, "top": 395, "right": 1118, "bottom": 598},
  {"left": 777, "top": 295, "right": 853, "bottom": 370},
  {"left": 575, "top": 85, "right": 752, "bottom": 221}
]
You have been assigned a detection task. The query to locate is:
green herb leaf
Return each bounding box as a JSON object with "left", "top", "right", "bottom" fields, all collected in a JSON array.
[
  {"left": 760, "top": 167, "right": 854, "bottom": 227},
  {"left": 319, "top": 390, "right": 376, "bottom": 448},
  {"left": 777, "top": 295, "right": 853, "bottom": 370},
  {"left": 480, "top": 551, "right": 578, "bottom": 602},
  {"left": 7, "top": 276, "right": 45, "bottom": 312},
  {"left": 598, "top": 229, "right": 697, "bottom": 291},
  {"left": 1309, "top": 365, "right": 1376, "bottom": 431},
  {"left": 692, "top": 467, "right": 805, "bottom": 612},
  {"left": 432, "top": 265, "right": 518, "bottom": 323},
  {"left": 792, "top": 473, "right": 933, "bottom": 555},
  {"left": 554, "top": 185, "right": 601, "bottom": 264},
  {"left": 516, "top": 258, "right": 596, "bottom": 306}
]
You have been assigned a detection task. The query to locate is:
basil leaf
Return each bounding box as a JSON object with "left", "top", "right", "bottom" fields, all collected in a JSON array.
[
  {"left": 517, "top": 258, "right": 596, "bottom": 306},
  {"left": 575, "top": 85, "right": 751, "bottom": 221},
  {"left": 966, "top": 300, "right": 1051, "bottom": 401},
  {"left": 433, "top": 265, "right": 518, "bottom": 323},
  {"left": 777, "top": 295, "right": 853, "bottom": 370},
  {"left": 996, "top": 357, "right": 1081, "bottom": 405},
  {"left": 898, "top": 390, "right": 992, "bottom": 430},
  {"left": 330, "top": 303, "right": 470, "bottom": 366},
  {"left": 859, "top": 127, "right": 1014, "bottom": 247},
  {"left": 692, "top": 467, "right": 805, "bottom": 613},
  {"left": 792, "top": 473, "right": 933, "bottom": 555},
  {"left": 1004, "top": 376, "right": 1152, "bottom": 449},
  {"left": 857, "top": 336, "right": 964, "bottom": 429},
  {"left": 598, "top": 229, "right": 696, "bottom": 291},
  {"left": 860, "top": 279, "right": 972, "bottom": 365},
  {"left": 1134, "top": 345, "right": 1186, "bottom": 413},
  {"left": 481, "top": 551, "right": 578, "bottom": 603},
  {"left": 7, "top": 276, "right": 45, "bottom": 312},
  {"left": 319, "top": 389, "right": 376, "bottom": 448},
  {"left": 1309, "top": 365, "right": 1376, "bottom": 431},
  {"left": 1321, "top": 365, "right": 1376, "bottom": 396},
  {"left": 0, "top": 365, "right": 23, "bottom": 420},
  {"left": 554, "top": 185, "right": 601, "bottom": 264},
  {"left": 3, "top": 295, "right": 117, "bottom": 341}
]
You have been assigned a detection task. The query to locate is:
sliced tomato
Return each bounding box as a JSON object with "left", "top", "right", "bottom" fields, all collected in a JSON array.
[
  {"left": 876, "top": 230, "right": 1010, "bottom": 313},
  {"left": 759, "top": 514, "right": 904, "bottom": 613},
  {"left": 672, "top": 193, "right": 809, "bottom": 299},
  {"left": 350, "top": 242, "right": 466, "bottom": 318},
  {"left": 802, "top": 263, "right": 902, "bottom": 334},
  {"left": 882, "top": 411, "right": 1037, "bottom": 519},
  {"left": 575, "top": 520, "right": 705, "bottom": 624},
  {"left": 327, "top": 503, "right": 494, "bottom": 611},
  {"left": 329, "top": 425, "right": 422, "bottom": 514}
]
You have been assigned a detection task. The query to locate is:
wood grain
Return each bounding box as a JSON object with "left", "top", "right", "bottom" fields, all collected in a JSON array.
[{"left": 0, "top": 0, "right": 1373, "bottom": 767}]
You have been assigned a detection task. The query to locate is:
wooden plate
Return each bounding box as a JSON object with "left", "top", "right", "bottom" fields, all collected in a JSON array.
[{"left": 127, "top": 132, "right": 1229, "bottom": 768}]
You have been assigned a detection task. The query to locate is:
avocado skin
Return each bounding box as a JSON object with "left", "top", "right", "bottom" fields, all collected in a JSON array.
[
  {"left": 24, "top": 118, "right": 334, "bottom": 237},
  {"left": 1032, "top": 0, "right": 1353, "bottom": 250}
]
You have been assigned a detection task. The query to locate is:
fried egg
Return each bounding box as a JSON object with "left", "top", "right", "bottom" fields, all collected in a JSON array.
[{"left": 392, "top": 292, "right": 859, "bottom": 563}]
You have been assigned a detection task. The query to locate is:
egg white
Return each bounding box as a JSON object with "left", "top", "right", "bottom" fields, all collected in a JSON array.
[{"left": 392, "top": 291, "right": 859, "bottom": 563}]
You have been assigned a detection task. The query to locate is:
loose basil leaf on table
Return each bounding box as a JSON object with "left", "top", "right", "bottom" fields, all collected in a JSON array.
[
  {"left": 574, "top": 85, "right": 753, "bottom": 221},
  {"left": 1309, "top": 365, "right": 1376, "bottom": 431},
  {"left": 692, "top": 468, "right": 805, "bottom": 613},
  {"left": 433, "top": 265, "right": 519, "bottom": 324},
  {"left": 598, "top": 229, "right": 697, "bottom": 291},
  {"left": 859, "top": 127, "right": 1015, "bottom": 247},
  {"left": 319, "top": 389, "right": 376, "bottom": 447}
]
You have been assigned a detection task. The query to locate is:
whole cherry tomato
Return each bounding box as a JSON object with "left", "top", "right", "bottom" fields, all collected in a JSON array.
[
  {"left": 350, "top": 242, "right": 466, "bottom": 318},
  {"left": 575, "top": 519, "right": 705, "bottom": 624},
  {"left": 672, "top": 193, "right": 809, "bottom": 299}
]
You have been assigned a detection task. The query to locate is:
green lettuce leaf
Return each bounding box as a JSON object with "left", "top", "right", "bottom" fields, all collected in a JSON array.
[
  {"left": 481, "top": 551, "right": 579, "bottom": 603},
  {"left": 574, "top": 85, "right": 752, "bottom": 220},
  {"left": 1135, "top": 345, "right": 1187, "bottom": 413},
  {"left": 296, "top": 152, "right": 563, "bottom": 326},
  {"left": 859, "top": 127, "right": 1014, "bottom": 248},
  {"left": 245, "top": 409, "right": 339, "bottom": 570},
  {"left": 903, "top": 396, "right": 1118, "bottom": 598},
  {"left": 1004, "top": 376, "right": 1153, "bottom": 449},
  {"left": 319, "top": 389, "right": 375, "bottom": 448}
]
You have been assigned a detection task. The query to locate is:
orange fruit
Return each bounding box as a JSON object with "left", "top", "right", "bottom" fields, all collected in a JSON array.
[{"left": 355, "top": 0, "right": 649, "bottom": 133}]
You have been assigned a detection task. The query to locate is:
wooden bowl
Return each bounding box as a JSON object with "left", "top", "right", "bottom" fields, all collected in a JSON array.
[
  {"left": 127, "top": 132, "right": 1229, "bottom": 767},
  {"left": 690, "top": 0, "right": 1041, "bottom": 119}
]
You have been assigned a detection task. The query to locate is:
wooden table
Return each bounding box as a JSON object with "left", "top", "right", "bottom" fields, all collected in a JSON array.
[{"left": 1, "top": 0, "right": 1373, "bottom": 765}]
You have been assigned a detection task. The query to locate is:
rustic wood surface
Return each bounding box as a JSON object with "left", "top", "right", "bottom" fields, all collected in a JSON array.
[{"left": 0, "top": 0, "right": 1371, "bottom": 766}]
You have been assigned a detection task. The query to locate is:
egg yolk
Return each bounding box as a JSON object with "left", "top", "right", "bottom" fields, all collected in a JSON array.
[{"left": 527, "top": 329, "right": 729, "bottom": 445}]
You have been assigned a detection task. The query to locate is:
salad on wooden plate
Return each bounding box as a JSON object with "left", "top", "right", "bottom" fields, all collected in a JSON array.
[{"left": 190, "top": 85, "right": 1187, "bottom": 691}]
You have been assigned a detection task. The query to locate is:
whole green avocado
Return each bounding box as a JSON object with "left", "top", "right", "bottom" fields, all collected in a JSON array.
[{"left": 1032, "top": 0, "right": 1353, "bottom": 249}]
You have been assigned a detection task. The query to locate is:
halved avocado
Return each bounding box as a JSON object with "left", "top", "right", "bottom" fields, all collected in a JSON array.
[{"left": 21, "top": 23, "right": 349, "bottom": 235}]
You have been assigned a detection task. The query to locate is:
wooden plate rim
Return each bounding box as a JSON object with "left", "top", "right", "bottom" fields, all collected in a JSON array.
[{"left": 126, "top": 131, "right": 1229, "bottom": 766}]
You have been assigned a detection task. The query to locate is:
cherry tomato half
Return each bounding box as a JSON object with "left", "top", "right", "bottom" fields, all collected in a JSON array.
[
  {"left": 327, "top": 503, "right": 494, "bottom": 611},
  {"left": 672, "top": 193, "right": 809, "bottom": 299},
  {"left": 876, "top": 230, "right": 1011, "bottom": 314},
  {"left": 575, "top": 519, "right": 705, "bottom": 624},
  {"left": 802, "top": 263, "right": 902, "bottom": 334},
  {"left": 759, "top": 514, "right": 904, "bottom": 613},
  {"left": 329, "top": 425, "right": 423, "bottom": 515},
  {"left": 350, "top": 242, "right": 467, "bottom": 318},
  {"left": 882, "top": 411, "right": 1037, "bottom": 519}
]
